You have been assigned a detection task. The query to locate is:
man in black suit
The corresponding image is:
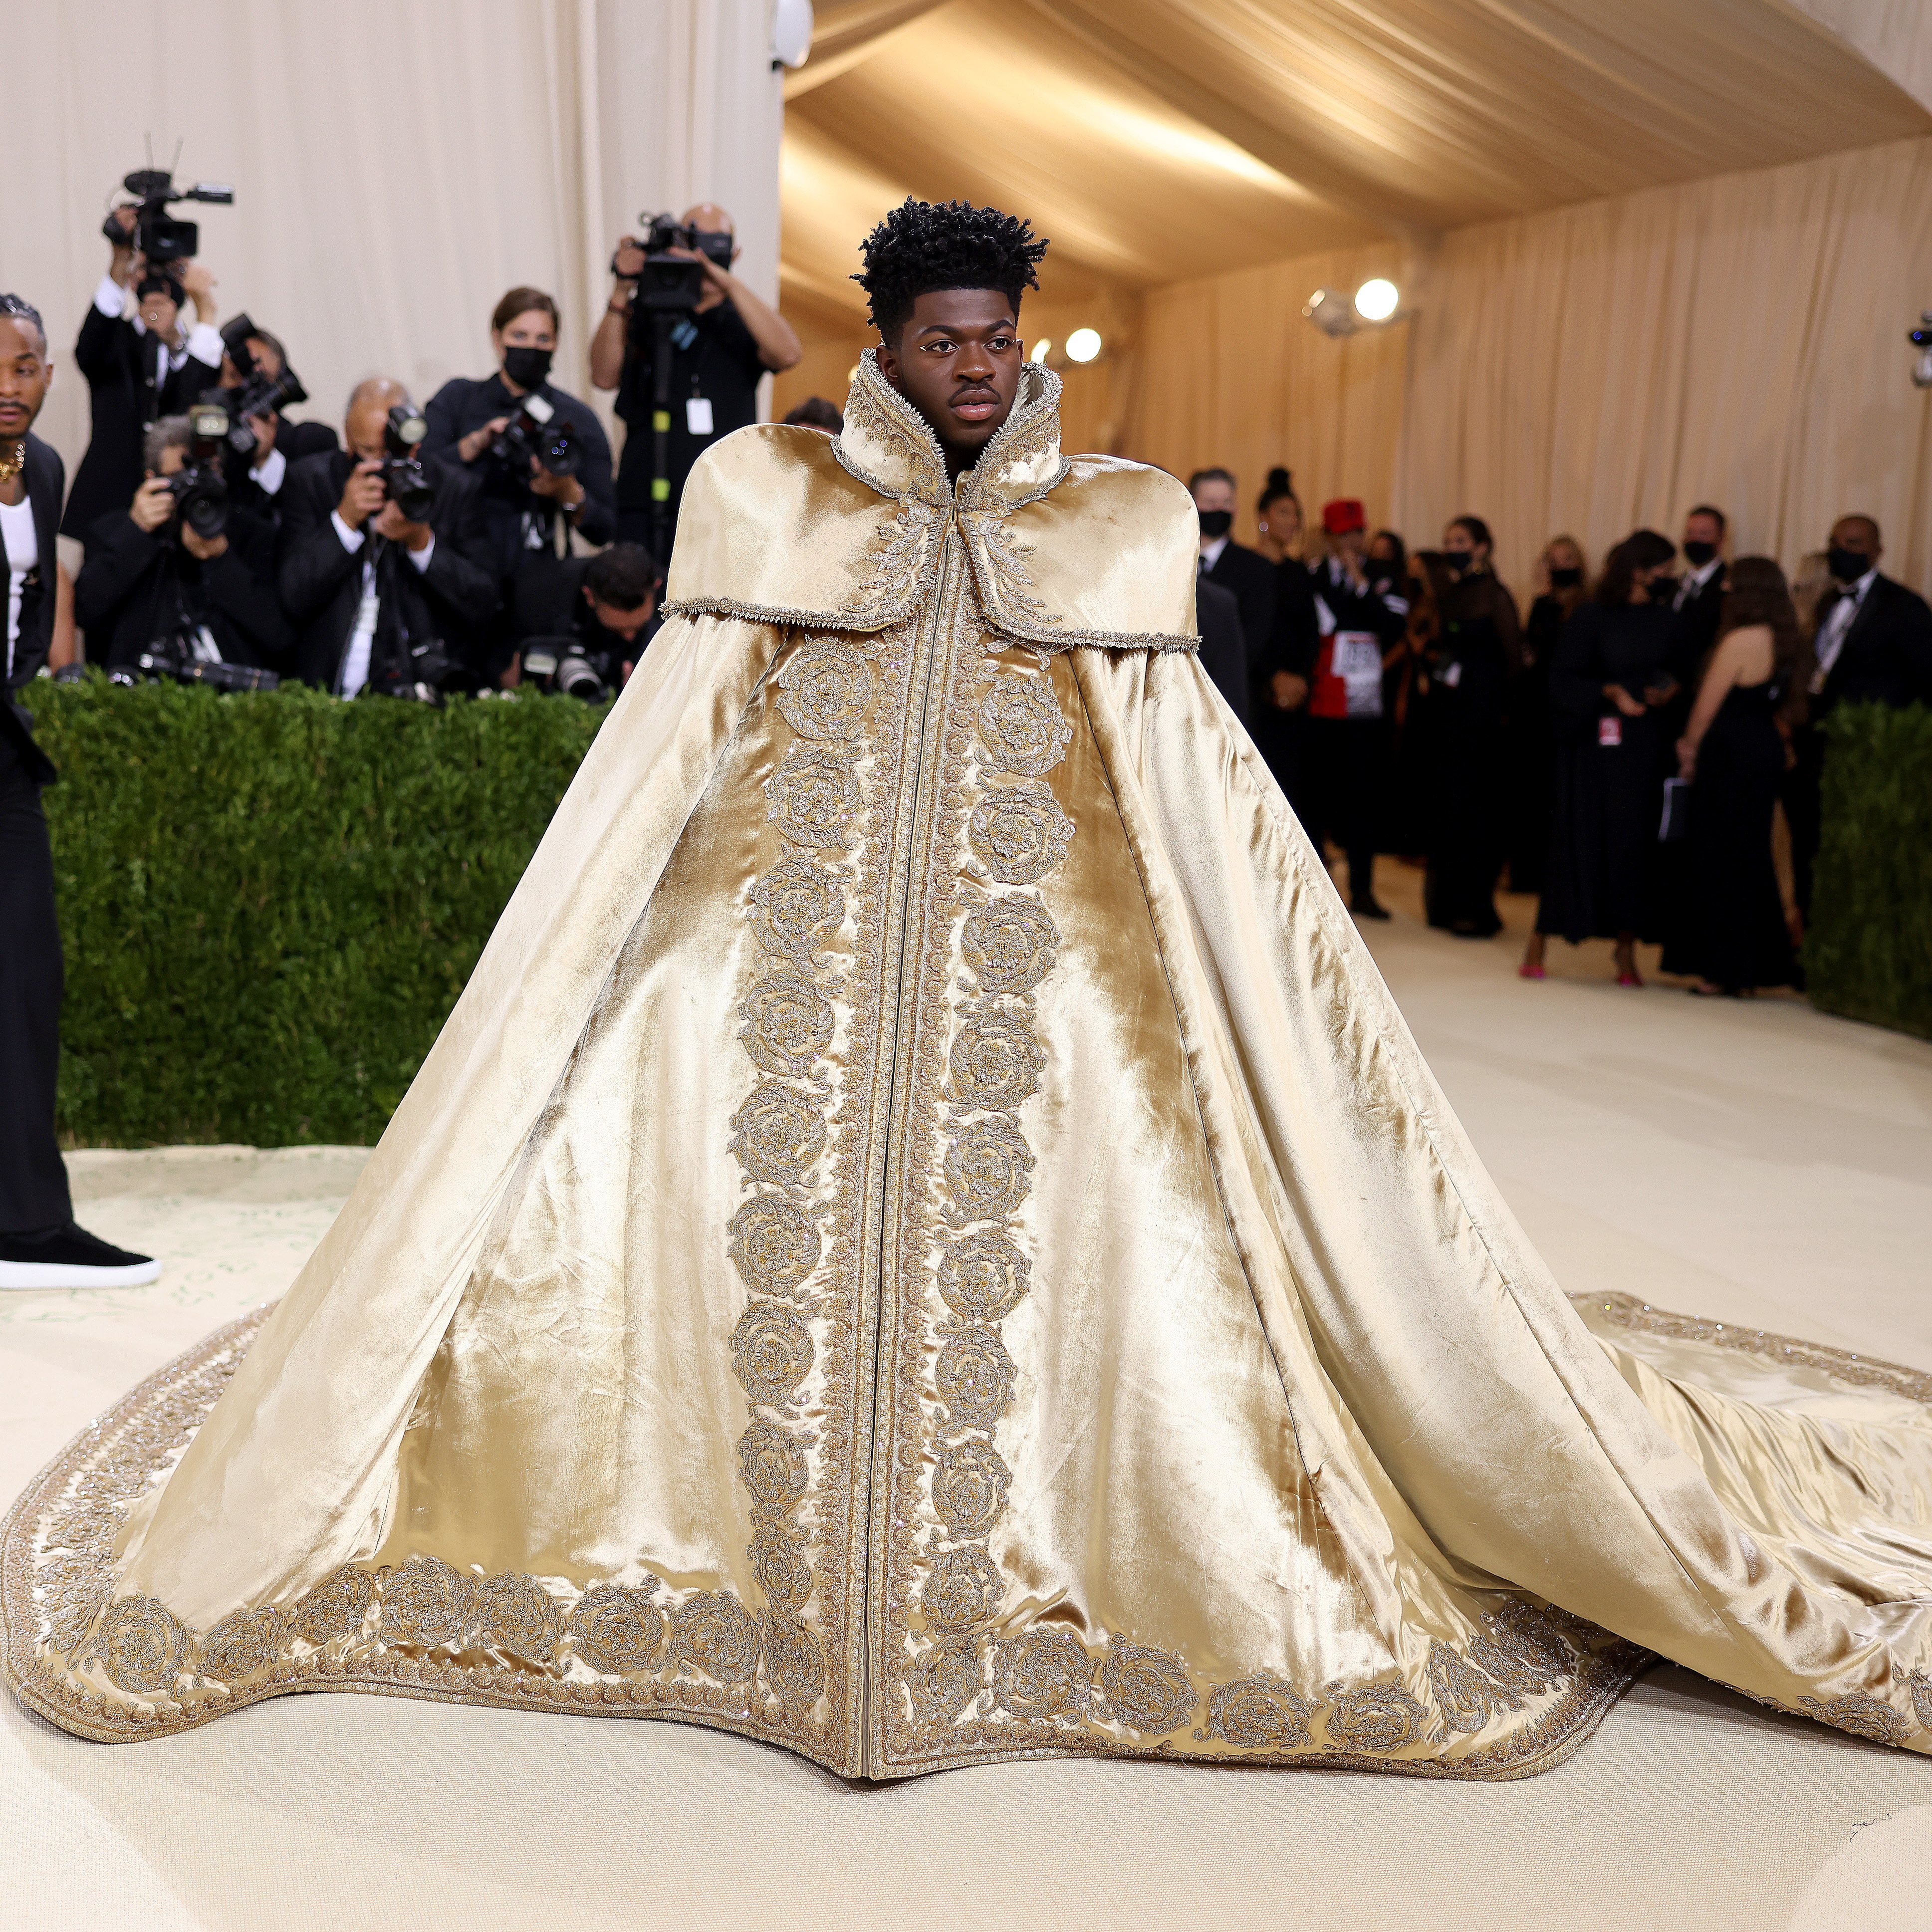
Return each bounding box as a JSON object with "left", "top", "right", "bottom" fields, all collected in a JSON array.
[
  {"left": 509, "top": 541, "right": 660, "bottom": 695},
  {"left": 277, "top": 378, "right": 498, "bottom": 697},
  {"left": 211, "top": 319, "right": 339, "bottom": 537},
  {"left": 1194, "top": 576, "right": 1250, "bottom": 726},
  {"left": 1669, "top": 503, "right": 1728, "bottom": 672},
  {"left": 73, "top": 413, "right": 289, "bottom": 674},
  {"left": 60, "top": 214, "right": 225, "bottom": 543},
  {"left": 1787, "top": 512, "right": 1932, "bottom": 914},
  {"left": 0, "top": 293, "right": 160, "bottom": 1288},
  {"left": 1189, "top": 468, "right": 1274, "bottom": 689}
]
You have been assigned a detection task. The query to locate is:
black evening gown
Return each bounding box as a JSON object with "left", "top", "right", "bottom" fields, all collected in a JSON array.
[
  {"left": 1659, "top": 681, "right": 1795, "bottom": 990},
  {"left": 1536, "top": 600, "right": 1674, "bottom": 944},
  {"left": 1423, "top": 597, "right": 1511, "bottom": 936},
  {"left": 1505, "top": 595, "right": 1563, "bottom": 894}
]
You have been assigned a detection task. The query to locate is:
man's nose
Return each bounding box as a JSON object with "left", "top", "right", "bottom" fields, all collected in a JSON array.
[{"left": 955, "top": 342, "right": 995, "bottom": 381}]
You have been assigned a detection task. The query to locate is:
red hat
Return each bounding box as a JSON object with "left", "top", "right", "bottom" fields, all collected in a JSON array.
[{"left": 1321, "top": 498, "right": 1367, "bottom": 535}]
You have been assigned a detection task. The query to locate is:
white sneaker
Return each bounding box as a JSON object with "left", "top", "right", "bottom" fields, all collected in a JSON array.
[{"left": 0, "top": 1222, "right": 162, "bottom": 1290}]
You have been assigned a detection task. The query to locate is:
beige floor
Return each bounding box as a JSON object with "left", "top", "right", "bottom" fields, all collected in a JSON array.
[{"left": 4, "top": 870, "right": 1931, "bottom": 1932}]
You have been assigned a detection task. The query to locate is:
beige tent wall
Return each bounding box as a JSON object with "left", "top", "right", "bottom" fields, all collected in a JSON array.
[
  {"left": 2, "top": 0, "right": 784, "bottom": 484},
  {"left": 1129, "top": 136, "right": 1932, "bottom": 591}
]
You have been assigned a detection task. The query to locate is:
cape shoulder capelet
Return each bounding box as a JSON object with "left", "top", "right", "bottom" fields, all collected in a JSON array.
[{"left": 8, "top": 356, "right": 1932, "bottom": 1781}]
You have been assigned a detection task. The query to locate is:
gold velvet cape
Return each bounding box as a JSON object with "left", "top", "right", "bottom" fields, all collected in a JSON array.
[{"left": 8, "top": 357, "right": 1932, "bottom": 1779}]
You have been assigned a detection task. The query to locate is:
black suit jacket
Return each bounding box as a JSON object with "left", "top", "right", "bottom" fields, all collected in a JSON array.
[
  {"left": 1202, "top": 541, "right": 1276, "bottom": 670},
  {"left": 220, "top": 403, "right": 340, "bottom": 536},
  {"left": 276, "top": 450, "right": 499, "bottom": 690},
  {"left": 74, "top": 505, "right": 289, "bottom": 672},
  {"left": 1814, "top": 574, "right": 1932, "bottom": 717},
  {"left": 2, "top": 434, "right": 64, "bottom": 783},
  {"left": 61, "top": 303, "right": 221, "bottom": 540},
  {"left": 1194, "top": 579, "right": 1250, "bottom": 726}
]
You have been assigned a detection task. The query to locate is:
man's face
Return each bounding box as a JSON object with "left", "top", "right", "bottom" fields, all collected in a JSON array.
[
  {"left": 585, "top": 587, "right": 656, "bottom": 644},
  {"left": 877, "top": 290, "right": 1022, "bottom": 465},
  {"left": 154, "top": 444, "right": 188, "bottom": 479},
  {"left": 497, "top": 308, "right": 556, "bottom": 353},
  {"left": 344, "top": 399, "right": 391, "bottom": 464},
  {"left": 0, "top": 317, "right": 51, "bottom": 442},
  {"left": 1191, "top": 477, "right": 1234, "bottom": 517},
  {"left": 1829, "top": 517, "right": 1880, "bottom": 574},
  {"left": 1684, "top": 510, "right": 1722, "bottom": 554},
  {"left": 1332, "top": 526, "right": 1365, "bottom": 560}
]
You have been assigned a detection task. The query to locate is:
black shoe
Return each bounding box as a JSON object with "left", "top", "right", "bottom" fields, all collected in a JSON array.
[
  {"left": 1351, "top": 897, "right": 1392, "bottom": 922},
  {"left": 0, "top": 1222, "right": 162, "bottom": 1290}
]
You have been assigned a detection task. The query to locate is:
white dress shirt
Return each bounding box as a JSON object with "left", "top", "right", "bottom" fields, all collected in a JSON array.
[
  {"left": 2, "top": 494, "right": 37, "bottom": 679},
  {"left": 329, "top": 512, "right": 437, "bottom": 698},
  {"left": 1674, "top": 555, "right": 1723, "bottom": 610},
  {"left": 1198, "top": 536, "right": 1229, "bottom": 573},
  {"left": 249, "top": 447, "right": 287, "bottom": 497},
  {"left": 1812, "top": 567, "right": 1877, "bottom": 690}
]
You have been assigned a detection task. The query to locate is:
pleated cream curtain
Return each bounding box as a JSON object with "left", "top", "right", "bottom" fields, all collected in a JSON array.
[
  {"left": 1128, "top": 136, "right": 1932, "bottom": 594},
  {"left": 5, "top": 0, "right": 783, "bottom": 483}
]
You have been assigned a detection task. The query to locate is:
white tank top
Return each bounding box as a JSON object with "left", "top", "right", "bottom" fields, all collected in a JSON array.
[{"left": 2, "top": 493, "right": 37, "bottom": 678}]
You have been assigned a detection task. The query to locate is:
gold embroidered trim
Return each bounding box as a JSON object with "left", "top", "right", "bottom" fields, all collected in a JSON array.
[{"left": 1575, "top": 1290, "right": 1932, "bottom": 1405}]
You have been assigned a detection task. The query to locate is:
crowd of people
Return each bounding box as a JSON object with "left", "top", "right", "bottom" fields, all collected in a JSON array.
[{"left": 1188, "top": 469, "right": 1932, "bottom": 997}]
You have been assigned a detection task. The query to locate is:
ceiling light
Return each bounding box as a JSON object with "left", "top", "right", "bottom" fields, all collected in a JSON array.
[
  {"left": 1301, "top": 288, "right": 1357, "bottom": 338},
  {"left": 1065, "top": 328, "right": 1102, "bottom": 364},
  {"left": 1354, "top": 278, "right": 1400, "bottom": 323},
  {"left": 1030, "top": 340, "right": 1051, "bottom": 365}
]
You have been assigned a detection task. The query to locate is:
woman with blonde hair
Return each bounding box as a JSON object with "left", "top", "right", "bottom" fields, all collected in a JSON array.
[{"left": 1660, "top": 556, "right": 1810, "bottom": 995}]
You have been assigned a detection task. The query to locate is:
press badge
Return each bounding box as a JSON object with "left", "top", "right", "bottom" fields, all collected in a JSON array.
[
  {"left": 1598, "top": 716, "right": 1623, "bottom": 747},
  {"left": 686, "top": 397, "right": 715, "bottom": 436}
]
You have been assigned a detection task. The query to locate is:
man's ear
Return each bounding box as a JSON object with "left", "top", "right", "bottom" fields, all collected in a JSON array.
[{"left": 875, "top": 335, "right": 900, "bottom": 390}]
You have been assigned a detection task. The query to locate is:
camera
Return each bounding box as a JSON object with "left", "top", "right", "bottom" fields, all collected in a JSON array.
[
  {"left": 619, "top": 212, "right": 732, "bottom": 314},
  {"left": 126, "top": 630, "right": 279, "bottom": 693},
  {"left": 218, "top": 313, "right": 309, "bottom": 461},
  {"left": 102, "top": 165, "right": 234, "bottom": 265},
  {"left": 380, "top": 405, "right": 437, "bottom": 521},
  {"left": 164, "top": 401, "right": 233, "bottom": 540},
  {"left": 520, "top": 634, "right": 610, "bottom": 704},
  {"left": 490, "top": 394, "right": 579, "bottom": 481},
  {"left": 366, "top": 635, "right": 459, "bottom": 707}
]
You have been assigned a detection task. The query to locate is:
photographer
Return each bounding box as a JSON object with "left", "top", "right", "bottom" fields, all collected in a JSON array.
[
  {"left": 277, "top": 378, "right": 496, "bottom": 696},
  {"left": 73, "top": 410, "right": 288, "bottom": 675},
  {"left": 589, "top": 203, "right": 801, "bottom": 548},
  {"left": 427, "top": 288, "right": 614, "bottom": 567},
  {"left": 212, "top": 319, "right": 338, "bottom": 535},
  {"left": 508, "top": 541, "right": 660, "bottom": 698},
  {"left": 61, "top": 207, "right": 224, "bottom": 543},
  {"left": 0, "top": 292, "right": 160, "bottom": 1288}
]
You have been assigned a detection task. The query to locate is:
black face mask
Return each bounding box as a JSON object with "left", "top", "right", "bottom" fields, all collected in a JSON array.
[
  {"left": 1549, "top": 566, "right": 1583, "bottom": 589},
  {"left": 1197, "top": 508, "right": 1233, "bottom": 539},
  {"left": 1827, "top": 545, "right": 1870, "bottom": 584},
  {"left": 502, "top": 345, "right": 553, "bottom": 390},
  {"left": 1683, "top": 539, "right": 1717, "bottom": 568}
]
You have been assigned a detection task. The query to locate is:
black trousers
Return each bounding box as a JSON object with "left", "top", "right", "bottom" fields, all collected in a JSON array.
[
  {"left": 0, "top": 760, "right": 72, "bottom": 1233},
  {"left": 1305, "top": 717, "right": 1382, "bottom": 905}
]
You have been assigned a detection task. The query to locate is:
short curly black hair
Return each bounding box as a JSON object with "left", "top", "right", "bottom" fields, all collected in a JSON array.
[{"left": 853, "top": 198, "right": 1048, "bottom": 343}]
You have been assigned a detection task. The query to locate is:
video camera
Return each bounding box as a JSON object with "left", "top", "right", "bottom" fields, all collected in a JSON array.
[
  {"left": 218, "top": 314, "right": 308, "bottom": 463},
  {"left": 619, "top": 213, "right": 733, "bottom": 315},
  {"left": 163, "top": 401, "right": 233, "bottom": 541},
  {"left": 490, "top": 393, "right": 580, "bottom": 483},
  {"left": 101, "top": 165, "right": 234, "bottom": 266},
  {"left": 380, "top": 405, "right": 437, "bottom": 522}
]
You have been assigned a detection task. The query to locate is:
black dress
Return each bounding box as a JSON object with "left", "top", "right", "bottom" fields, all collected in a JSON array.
[
  {"left": 1250, "top": 557, "right": 1318, "bottom": 825},
  {"left": 1536, "top": 599, "right": 1674, "bottom": 943},
  {"left": 1423, "top": 580, "right": 1514, "bottom": 936},
  {"left": 1505, "top": 595, "right": 1565, "bottom": 894},
  {"left": 1659, "top": 681, "right": 1794, "bottom": 990}
]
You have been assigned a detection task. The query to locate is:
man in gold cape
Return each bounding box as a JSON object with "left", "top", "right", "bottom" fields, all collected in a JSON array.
[{"left": 8, "top": 201, "right": 1932, "bottom": 1780}]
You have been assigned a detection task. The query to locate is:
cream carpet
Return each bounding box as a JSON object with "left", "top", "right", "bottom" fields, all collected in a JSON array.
[{"left": 5, "top": 873, "right": 1930, "bottom": 1932}]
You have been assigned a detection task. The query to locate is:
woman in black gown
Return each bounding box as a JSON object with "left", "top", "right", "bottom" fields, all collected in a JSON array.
[
  {"left": 1424, "top": 515, "right": 1520, "bottom": 937},
  {"left": 1660, "top": 557, "right": 1808, "bottom": 994},
  {"left": 1250, "top": 470, "right": 1318, "bottom": 826},
  {"left": 1506, "top": 535, "right": 1587, "bottom": 896},
  {"left": 1523, "top": 529, "right": 1680, "bottom": 985}
]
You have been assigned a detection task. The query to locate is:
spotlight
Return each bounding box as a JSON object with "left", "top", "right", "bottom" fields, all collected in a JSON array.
[
  {"left": 1301, "top": 288, "right": 1357, "bottom": 339},
  {"left": 1911, "top": 311, "right": 1932, "bottom": 390},
  {"left": 1065, "top": 328, "right": 1102, "bottom": 364},
  {"left": 1029, "top": 340, "right": 1052, "bottom": 365},
  {"left": 1354, "top": 278, "right": 1400, "bottom": 323}
]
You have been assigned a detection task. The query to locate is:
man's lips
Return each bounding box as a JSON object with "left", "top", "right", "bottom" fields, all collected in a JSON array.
[{"left": 950, "top": 391, "right": 1000, "bottom": 421}]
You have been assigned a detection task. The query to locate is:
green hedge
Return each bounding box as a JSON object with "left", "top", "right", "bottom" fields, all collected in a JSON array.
[
  {"left": 1805, "top": 702, "right": 1932, "bottom": 1042},
  {"left": 25, "top": 677, "right": 605, "bottom": 1146}
]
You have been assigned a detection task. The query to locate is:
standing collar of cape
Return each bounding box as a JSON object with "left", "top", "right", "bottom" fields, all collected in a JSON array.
[{"left": 663, "top": 349, "right": 1201, "bottom": 653}]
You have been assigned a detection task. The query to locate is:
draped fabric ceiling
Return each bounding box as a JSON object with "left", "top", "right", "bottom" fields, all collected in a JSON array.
[{"left": 773, "top": 1, "right": 1932, "bottom": 587}]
